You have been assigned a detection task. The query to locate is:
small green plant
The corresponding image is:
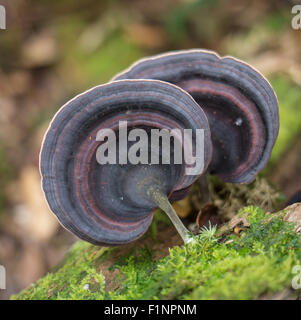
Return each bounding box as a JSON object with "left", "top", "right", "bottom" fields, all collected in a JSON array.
[{"left": 197, "top": 222, "right": 218, "bottom": 242}]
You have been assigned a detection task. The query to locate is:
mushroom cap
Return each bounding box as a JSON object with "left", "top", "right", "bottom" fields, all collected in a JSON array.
[
  {"left": 114, "top": 49, "right": 279, "bottom": 183},
  {"left": 40, "top": 80, "right": 212, "bottom": 245}
]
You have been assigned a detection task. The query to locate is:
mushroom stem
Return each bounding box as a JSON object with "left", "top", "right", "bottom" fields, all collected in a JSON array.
[{"left": 147, "top": 186, "right": 193, "bottom": 244}]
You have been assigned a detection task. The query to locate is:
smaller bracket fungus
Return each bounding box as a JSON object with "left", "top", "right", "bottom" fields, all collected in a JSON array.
[
  {"left": 114, "top": 49, "right": 279, "bottom": 184},
  {"left": 40, "top": 80, "right": 212, "bottom": 245}
]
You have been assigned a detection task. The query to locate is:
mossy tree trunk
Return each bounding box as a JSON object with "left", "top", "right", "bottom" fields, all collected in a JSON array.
[{"left": 12, "top": 198, "right": 301, "bottom": 300}]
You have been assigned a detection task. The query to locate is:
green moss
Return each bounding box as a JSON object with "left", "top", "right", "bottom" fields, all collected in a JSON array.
[
  {"left": 11, "top": 241, "right": 111, "bottom": 300},
  {"left": 12, "top": 205, "right": 300, "bottom": 300},
  {"left": 238, "top": 206, "right": 265, "bottom": 224}
]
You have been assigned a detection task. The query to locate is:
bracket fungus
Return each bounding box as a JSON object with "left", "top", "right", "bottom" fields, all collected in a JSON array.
[
  {"left": 40, "top": 80, "right": 212, "bottom": 245},
  {"left": 114, "top": 49, "right": 279, "bottom": 184}
]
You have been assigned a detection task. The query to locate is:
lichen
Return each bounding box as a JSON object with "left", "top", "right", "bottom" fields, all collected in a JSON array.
[{"left": 12, "top": 206, "right": 301, "bottom": 300}]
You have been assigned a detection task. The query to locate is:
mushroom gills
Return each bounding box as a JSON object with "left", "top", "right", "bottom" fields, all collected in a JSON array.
[{"left": 40, "top": 80, "right": 212, "bottom": 245}]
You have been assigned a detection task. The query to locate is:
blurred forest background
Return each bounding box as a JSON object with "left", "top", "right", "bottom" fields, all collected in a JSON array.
[{"left": 0, "top": 0, "right": 301, "bottom": 299}]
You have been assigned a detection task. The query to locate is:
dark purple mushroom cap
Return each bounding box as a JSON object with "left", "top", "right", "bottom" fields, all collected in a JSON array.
[
  {"left": 40, "top": 80, "right": 212, "bottom": 245},
  {"left": 113, "top": 50, "right": 279, "bottom": 183}
]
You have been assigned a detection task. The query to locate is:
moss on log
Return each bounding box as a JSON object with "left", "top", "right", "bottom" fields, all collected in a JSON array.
[{"left": 12, "top": 202, "right": 301, "bottom": 300}]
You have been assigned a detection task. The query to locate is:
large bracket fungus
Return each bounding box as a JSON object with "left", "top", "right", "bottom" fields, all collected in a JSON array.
[
  {"left": 40, "top": 80, "right": 212, "bottom": 245},
  {"left": 114, "top": 49, "right": 279, "bottom": 184},
  {"left": 40, "top": 50, "right": 280, "bottom": 246}
]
